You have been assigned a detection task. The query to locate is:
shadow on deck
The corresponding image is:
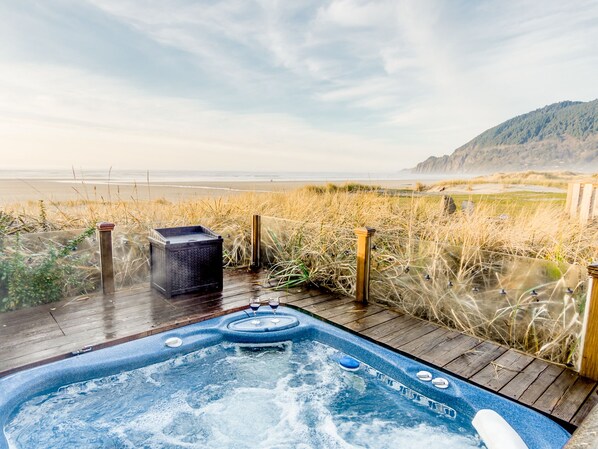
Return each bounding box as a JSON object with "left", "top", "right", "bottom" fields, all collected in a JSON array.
[{"left": 0, "top": 269, "right": 596, "bottom": 430}]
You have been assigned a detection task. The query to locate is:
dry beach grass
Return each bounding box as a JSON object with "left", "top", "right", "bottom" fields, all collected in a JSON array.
[{"left": 0, "top": 177, "right": 596, "bottom": 366}]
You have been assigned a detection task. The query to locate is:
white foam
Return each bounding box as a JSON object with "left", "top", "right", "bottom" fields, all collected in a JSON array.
[
  {"left": 6, "top": 340, "right": 485, "bottom": 449},
  {"left": 340, "top": 420, "right": 483, "bottom": 449}
]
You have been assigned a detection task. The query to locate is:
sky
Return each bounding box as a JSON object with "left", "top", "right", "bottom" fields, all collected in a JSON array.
[{"left": 0, "top": 0, "right": 597, "bottom": 173}]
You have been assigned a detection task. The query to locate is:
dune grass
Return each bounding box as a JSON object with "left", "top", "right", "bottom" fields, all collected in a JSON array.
[
  {"left": 428, "top": 170, "right": 598, "bottom": 190},
  {"left": 0, "top": 186, "right": 596, "bottom": 365}
]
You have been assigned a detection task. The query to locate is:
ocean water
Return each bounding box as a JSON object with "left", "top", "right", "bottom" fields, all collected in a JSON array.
[
  {"left": 5, "top": 340, "right": 484, "bottom": 449},
  {"left": 0, "top": 169, "right": 453, "bottom": 183}
]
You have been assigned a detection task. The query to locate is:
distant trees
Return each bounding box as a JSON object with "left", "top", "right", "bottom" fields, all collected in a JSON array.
[
  {"left": 414, "top": 99, "right": 598, "bottom": 173},
  {"left": 474, "top": 100, "right": 598, "bottom": 147}
]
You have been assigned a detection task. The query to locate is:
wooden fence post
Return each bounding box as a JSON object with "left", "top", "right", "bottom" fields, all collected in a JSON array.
[
  {"left": 579, "top": 183, "right": 595, "bottom": 224},
  {"left": 569, "top": 183, "right": 583, "bottom": 217},
  {"left": 565, "top": 183, "right": 574, "bottom": 213},
  {"left": 97, "top": 222, "right": 115, "bottom": 295},
  {"left": 355, "top": 227, "right": 376, "bottom": 303},
  {"left": 580, "top": 263, "right": 598, "bottom": 380},
  {"left": 251, "top": 214, "right": 261, "bottom": 271}
]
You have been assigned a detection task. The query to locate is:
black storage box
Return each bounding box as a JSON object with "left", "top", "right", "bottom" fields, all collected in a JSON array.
[{"left": 149, "top": 225, "right": 223, "bottom": 298}]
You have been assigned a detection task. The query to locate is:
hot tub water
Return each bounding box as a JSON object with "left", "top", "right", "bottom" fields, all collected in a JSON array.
[{"left": 5, "top": 341, "right": 483, "bottom": 449}]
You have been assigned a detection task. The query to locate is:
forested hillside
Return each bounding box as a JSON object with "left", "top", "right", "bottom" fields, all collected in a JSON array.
[{"left": 414, "top": 100, "right": 598, "bottom": 173}]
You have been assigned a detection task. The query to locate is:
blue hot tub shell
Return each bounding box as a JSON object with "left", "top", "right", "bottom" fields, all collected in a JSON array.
[{"left": 0, "top": 308, "right": 570, "bottom": 449}]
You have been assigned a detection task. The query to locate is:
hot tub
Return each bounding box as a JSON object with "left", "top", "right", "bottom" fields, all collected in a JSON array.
[{"left": 0, "top": 309, "right": 570, "bottom": 449}]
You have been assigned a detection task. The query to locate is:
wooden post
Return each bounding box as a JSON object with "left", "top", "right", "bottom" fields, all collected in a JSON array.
[
  {"left": 569, "top": 183, "right": 582, "bottom": 217},
  {"left": 251, "top": 214, "right": 261, "bottom": 271},
  {"left": 355, "top": 227, "right": 376, "bottom": 303},
  {"left": 580, "top": 263, "right": 598, "bottom": 380},
  {"left": 565, "top": 183, "right": 574, "bottom": 213},
  {"left": 579, "top": 183, "right": 594, "bottom": 224},
  {"left": 97, "top": 222, "right": 115, "bottom": 295}
]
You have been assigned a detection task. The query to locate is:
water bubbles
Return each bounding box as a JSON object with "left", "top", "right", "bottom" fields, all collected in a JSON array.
[{"left": 6, "top": 340, "right": 482, "bottom": 449}]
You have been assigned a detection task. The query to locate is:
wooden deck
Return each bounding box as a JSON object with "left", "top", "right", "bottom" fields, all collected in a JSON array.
[{"left": 0, "top": 269, "right": 596, "bottom": 430}]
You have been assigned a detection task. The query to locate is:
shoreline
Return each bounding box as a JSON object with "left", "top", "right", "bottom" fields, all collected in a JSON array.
[
  {"left": 0, "top": 177, "right": 568, "bottom": 204},
  {"left": 0, "top": 178, "right": 424, "bottom": 204}
]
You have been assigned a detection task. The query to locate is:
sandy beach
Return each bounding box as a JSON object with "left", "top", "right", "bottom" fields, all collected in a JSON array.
[
  {"left": 0, "top": 178, "right": 423, "bottom": 204},
  {"left": 0, "top": 177, "right": 569, "bottom": 205}
]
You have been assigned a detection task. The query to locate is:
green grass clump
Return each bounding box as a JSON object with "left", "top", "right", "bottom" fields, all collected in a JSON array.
[
  {"left": 0, "top": 227, "right": 96, "bottom": 311},
  {"left": 433, "top": 170, "right": 596, "bottom": 190},
  {"left": 303, "top": 183, "right": 382, "bottom": 194}
]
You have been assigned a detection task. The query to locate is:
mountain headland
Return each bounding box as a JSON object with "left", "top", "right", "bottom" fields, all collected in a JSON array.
[{"left": 414, "top": 100, "right": 598, "bottom": 173}]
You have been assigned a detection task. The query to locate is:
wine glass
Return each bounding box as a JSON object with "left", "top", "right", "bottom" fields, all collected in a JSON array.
[
  {"left": 269, "top": 297, "right": 280, "bottom": 324},
  {"left": 249, "top": 298, "right": 261, "bottom": 325}
]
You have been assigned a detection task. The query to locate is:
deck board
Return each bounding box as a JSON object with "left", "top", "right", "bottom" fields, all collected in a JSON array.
[
  {"left": 319, "top": 303, "right": 384, "bottom": 325},
  {"left": 360, "top": 314, "right": 412, "bottom": 340},
  {"left": 300, "top": 296, "right": 350, "bottom": 311},
  {"left": 444, "top": 340, "right": 508, "bottom": 378},
  {"left": 0, "top": 269, "right": 595, "bottom": 429},
  {"left": 343, "top": 309, "right": 402, "bottom": 332},
  {"left": 397, "top": 327, "right": 456, "bottom": 355},
  {"left": 470, "top": 350, "right": 535, "bottom": 391},
  {"left": 519, "top": 363, "right": 566, "bottom": 405},
  {"left": 500, "top": 358, "right": 554, "bottom": 401},
  {"left": 552, "top": 377, "right": 597, "bottom": 422},
  {"left": 571, "top": 385, "right": 598, "bottom": 427},
  {"left": 304, "top": 298, "right": 366, "bottom": 318},
  {"left": 384, "top": 320, "right": 439, "bottom": 348},
  {"left": 534, "top": 369, "right": 582, "bottom": 414},
  {"left": 374, "top": 315, "right": 431, "bottom": 344},
  {"left": 417, "top": 332, "right": 481, "bottom": 366}
]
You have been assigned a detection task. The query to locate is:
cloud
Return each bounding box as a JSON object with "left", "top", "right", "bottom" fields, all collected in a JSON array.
[
  {"left": 0, "top": 62, "right": 407, "bottom": 170},
  {"left": 1, "top": 0, "right": 598, "bottom": 170},
  {"left": 316, "top": 0, "right": 394, "bottom": 29}
]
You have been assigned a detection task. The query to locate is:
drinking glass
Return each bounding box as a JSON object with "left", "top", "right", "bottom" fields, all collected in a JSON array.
[
  {"left": 269, "top": 297, "right": 280, "bottom": 324},
  {"left": 249, "top": 298, "right": 261, "bottom": 325}
]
